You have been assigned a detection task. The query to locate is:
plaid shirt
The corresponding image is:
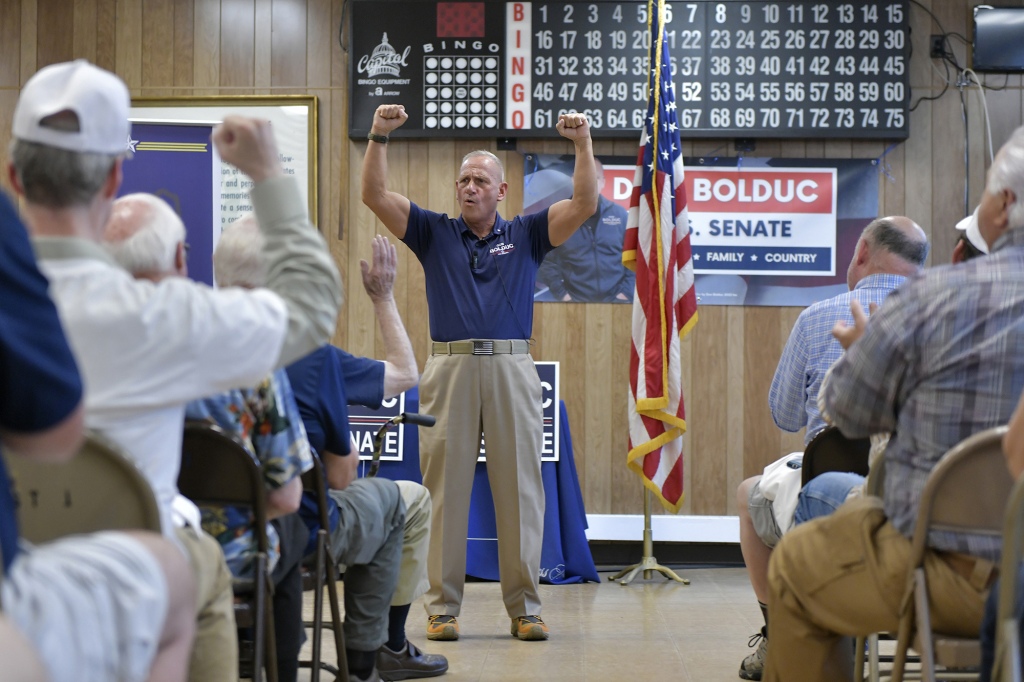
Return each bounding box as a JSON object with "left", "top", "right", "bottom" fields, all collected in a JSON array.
[
  {"left": 823, "top": 228, "right": 1024, "bottom": 561},
  {"left": 769, "top": 274, "right": 908, "bottom": 444}
]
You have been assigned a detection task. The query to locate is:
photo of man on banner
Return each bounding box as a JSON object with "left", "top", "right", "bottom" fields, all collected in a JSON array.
[{"left": 524, "top": 154, "right": 881, "bottom": 308}]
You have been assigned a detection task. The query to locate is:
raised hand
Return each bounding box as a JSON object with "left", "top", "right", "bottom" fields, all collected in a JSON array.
[
  {"left": 211, "top": 116, "right": 283, "bottom": 183},
  {"left": 360, "top": 234, "right": 398, "bottom": 302},
  {"left": 832, "top": 300, "right": 878, "bottom": 350},
  {"left": 556, "top": 112, "right": 592, "bottom": 143},
  {"left": 372, "top": 104, "right": 409, "bottom": 135}
]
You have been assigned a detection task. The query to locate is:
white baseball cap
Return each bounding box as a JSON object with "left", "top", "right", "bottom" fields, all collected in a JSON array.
[
  {"left": 12, "top": 59, "right": 131, "bottom": 155},
  {"left": 955, "top": 208, "right": 989, "bottom": 254}
]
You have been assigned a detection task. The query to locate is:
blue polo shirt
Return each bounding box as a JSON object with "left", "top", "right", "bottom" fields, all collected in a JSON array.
[
  {"left": 402, "top": 202, "right": 553, "bottom": 341},
  {"left": 0, "top": 192, "right": 83, "bottom": 572},
  {"left": 285, "top": 346, "right": 354, "bottom": 457},
  {"left": 287, "top": 345, "right": 386, "bottom": 553}
]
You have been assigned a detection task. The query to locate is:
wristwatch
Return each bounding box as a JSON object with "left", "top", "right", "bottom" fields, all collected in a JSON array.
[{"left": 367, "top": 132, "right": 389, "bottom": 144}]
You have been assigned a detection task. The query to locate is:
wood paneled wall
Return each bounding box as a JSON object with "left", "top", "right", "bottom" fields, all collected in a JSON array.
[{"left": 2, "top": 0, "right": 1022, "bottom": 518}]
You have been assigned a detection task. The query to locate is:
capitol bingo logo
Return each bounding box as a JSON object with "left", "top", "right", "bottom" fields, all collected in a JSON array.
[{"left": 358, "top": 33, "right": 411, "bottom": 78}]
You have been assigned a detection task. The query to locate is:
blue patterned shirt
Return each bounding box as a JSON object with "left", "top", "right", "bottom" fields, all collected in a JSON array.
[
  {"left": 769, "top": 273, "right": 908, "bottom": 444},
  {"left": 823, "top": 228, "right": 1024, "bottom": 561},
  {"left": 185, "top": 369, "right": 313, "bottom": 577}
]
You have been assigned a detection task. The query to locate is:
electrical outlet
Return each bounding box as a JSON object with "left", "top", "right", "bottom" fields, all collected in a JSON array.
[{"left": 930, "top": 34, "right": 945, "bottom": 58}]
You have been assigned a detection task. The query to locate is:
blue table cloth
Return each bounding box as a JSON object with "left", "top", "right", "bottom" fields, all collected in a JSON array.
[{"left": 369, "top": 388, "right": 598, "bottom": 584}]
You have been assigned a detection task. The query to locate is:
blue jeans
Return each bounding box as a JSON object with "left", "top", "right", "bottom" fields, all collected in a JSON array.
[
  {"left": 793, "top": 472, "right": 865, "bottom": 527},
  {"left": 980, "top": 567, "right": 1024, "bottom": 682}
]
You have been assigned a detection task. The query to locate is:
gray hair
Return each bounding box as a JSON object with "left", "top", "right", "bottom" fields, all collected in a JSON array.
[
  {"left": 461, "top": 150, "right": 505, "bottom": 182},
  {"left": 987, "top": 126, "right": 1024, "bottom": 231},
  {"left": 10, "top": 139, "right": 118, "bottom": 208},
  {"left": 863, "top": 217, "right": 929, "bottom": 267},
  {"left": 104, "top": 194, "right": 186, "bottom": 275},
  {"left": 214, "top": 213, "right": 266, "bottom": 288}
]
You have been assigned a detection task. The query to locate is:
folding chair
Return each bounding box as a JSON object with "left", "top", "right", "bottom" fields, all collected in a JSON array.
[
  {"left": 5, "top": 430, "right": 161, "bottom": 541},
  {"left": 801, "top": 425, "right": 872, "bottom": 487},
  {"left": 3, "top": 433, "right": 161, "bottom": 680},
  {"left": 889, "top": 426, "right": 1014, "bottom": 682},
  {"left": 993, "top": 475, "right": 1024, "bottom": 682},
  {"left": 857, "top": 454, "right": 889, "bottom": 682},
  {"left": 298, "top": 451, "right": 349, "bottom": 682},
  {"left": 179, "top": 420, "right": 279, "bottom": 682}
]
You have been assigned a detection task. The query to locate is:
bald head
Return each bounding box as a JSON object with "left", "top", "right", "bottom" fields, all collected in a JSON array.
[
  {"left": 846, "top": 216, "right": 928, "bottom": 289},
  {"left": 213, "top": 213, "right": 266, "bottom": 289},
  {"left": 103, "top": 193, "right": 187, "bottom": 281}
]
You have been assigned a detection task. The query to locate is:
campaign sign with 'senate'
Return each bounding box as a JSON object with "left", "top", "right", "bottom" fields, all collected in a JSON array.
[
  {"left": 686, "top": 168, "right": 837, "bottom": 276},
  {"left": 348, "top": 361, "right": 560, "bottom": 462}
]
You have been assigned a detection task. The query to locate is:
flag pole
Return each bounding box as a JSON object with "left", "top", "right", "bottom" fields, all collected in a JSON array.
[
  {"left": 613, "top": 0, "right": 694, "bottom": 586},
  {"left": 609, "top": 489, "right": 689, "bottom": 585}
]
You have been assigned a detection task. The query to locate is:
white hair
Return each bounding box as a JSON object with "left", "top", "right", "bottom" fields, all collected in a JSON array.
[
  {"left": 461, "top": 150, "right": 505, "bottom": 182},
  {"left": 988, "top": 126, "right": 1024, "bottom": 231},
  {"left": 104, "top": 193, "right": 185, "bottom": 275},
  {"left": 214, "top": 213, "right": 266, "bottom": 288}
]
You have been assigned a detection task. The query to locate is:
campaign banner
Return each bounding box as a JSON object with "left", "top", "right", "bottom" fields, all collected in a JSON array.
[
  {"left": 348, "top": 361, "right": 561, "bottom": 462},
  {"left": 688, "top": 168, "right": 837, "bottom": 276},
  {"left": 348, "top": 392, "right": 409, "bottom": 462},
  {"left": 120, "top": 122, "right": 220, "bottom": 286},
  {"left": 525, "top": 154, "right": 878, "bottom": 307}
]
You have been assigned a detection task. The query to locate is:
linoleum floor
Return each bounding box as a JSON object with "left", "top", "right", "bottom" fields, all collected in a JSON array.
[{"left": 297, "top": 567, "right": 763, "bottom": 682}]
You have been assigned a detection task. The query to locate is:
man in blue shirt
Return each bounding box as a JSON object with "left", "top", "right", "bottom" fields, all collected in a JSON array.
[
  {"left": 0, "top": 190, "right": 196, "bottom": 681},
  {"left": 537, "top": 159, "right": 634, "bottom": 302},
  {"left": 361, "top": 104, "right": 597, "bottom": 642},
  {"left": 736, "top": 216, "right": 928, "bottom": 680},
  {"left": 215, "top": 224, "right": 445, "bottom": 682},
  {"left": 286, "top": 235, "right": 446, "bottom": 681}
]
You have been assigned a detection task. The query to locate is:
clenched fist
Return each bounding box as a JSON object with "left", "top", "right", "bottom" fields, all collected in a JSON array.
[
  {"left": 371, "top": 105, "right": 409, "bottom": 136},
  {"left": 211, "top": 116, "right": 282, "bottom": 183},
  {"left": 556, "top": 112, "right": 592, "bottom": 143}
]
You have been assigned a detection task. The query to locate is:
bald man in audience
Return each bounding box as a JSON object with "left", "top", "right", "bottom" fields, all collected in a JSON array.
[
  {"left": 104, "top": 195, "right": 318, "bottom": 682},
  {"left": 13, "top": 59, "right": 342, "bottom": 681},
  {"left": 216, "top": 218, "right": 448, "bottom": 682},
  {"left": 735, "top": 216, "right": 928, "bottom": 680},
  {"left": 763, "top": 125, "right": 1024, "bottom": 682}
]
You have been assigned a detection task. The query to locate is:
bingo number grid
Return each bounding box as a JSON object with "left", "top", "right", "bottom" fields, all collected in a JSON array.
[{"left": 423, "top": 56, "right": 501, "bottom": 130}]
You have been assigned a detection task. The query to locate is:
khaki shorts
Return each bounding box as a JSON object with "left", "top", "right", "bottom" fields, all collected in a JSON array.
[{"left": 748, "top": 479, "right": 783, "bottom": 548}]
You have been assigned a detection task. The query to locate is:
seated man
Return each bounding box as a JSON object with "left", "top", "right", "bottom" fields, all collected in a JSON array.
[
  {"left": 0, "top": 189, "right": 195, "bottom": 681},
  {"left": 735, "top": 216, "right": 927, "bottom": 680},
  {"left": 216, "top": 220, "right": 446, "bottom": 679},
  {"left": 285, "top": 235, "right": 447, "bottom": 681},
  {"left": 185, "top": 374, "right": 314, "bottom": 682},
  {"left": 15, "top": 60, "right": 342, "bottom": 681},
  {"left": 102, "top": 197, "right": 315, "bottom": 682},
  {"left": 764, "top": 126, "right": 1024, "bottom": 682},
  {"left": 215, "top": 220, "right": 445, "bottom": 682}
]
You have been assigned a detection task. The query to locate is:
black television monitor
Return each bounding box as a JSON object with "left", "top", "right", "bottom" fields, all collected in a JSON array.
[{"left": 973, "top": 5, "right": 1024, "bottom": 72}]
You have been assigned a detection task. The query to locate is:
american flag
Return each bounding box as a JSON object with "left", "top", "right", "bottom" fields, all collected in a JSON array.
[{"left": 622, "top": 0, "right": 698, "bottom": 513}]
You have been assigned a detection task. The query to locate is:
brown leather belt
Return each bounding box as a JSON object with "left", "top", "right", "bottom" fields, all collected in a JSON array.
[
  {"left": 936, "top": 551, "right": 999, "bottom": 590},
  {"left": 431, "top": 339, "right": 530, "bottom": 356}
]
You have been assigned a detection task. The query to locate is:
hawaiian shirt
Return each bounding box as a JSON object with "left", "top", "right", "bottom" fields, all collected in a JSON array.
[{"left": 185, "top": 368, "right": 313, "bottom": 577}]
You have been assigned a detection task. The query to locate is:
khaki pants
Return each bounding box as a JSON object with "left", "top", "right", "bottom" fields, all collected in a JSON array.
[
  {"left": 764, "top": 497, "right": 989, "bottom": 682},
  {"left": 175, "top": 525, "right": 238, "bottom": 682},
  {"left": 393, "top": 480, "right": 431, "bottom": 606},
  {"left": 419, "top": 352, "right": 545, "bottom": 619}
]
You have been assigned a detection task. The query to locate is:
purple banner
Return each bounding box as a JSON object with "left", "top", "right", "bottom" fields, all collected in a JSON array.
[{"left": 120, "top": 122, "right": 218, "bottom": 285}]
